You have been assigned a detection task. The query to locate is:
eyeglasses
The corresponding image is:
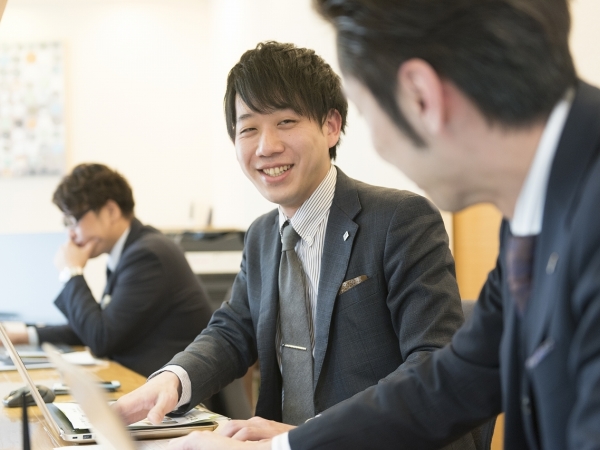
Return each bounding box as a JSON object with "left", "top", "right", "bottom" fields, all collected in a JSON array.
[{"left": 62, "top": 209, "right": 91, "bottom": 229}]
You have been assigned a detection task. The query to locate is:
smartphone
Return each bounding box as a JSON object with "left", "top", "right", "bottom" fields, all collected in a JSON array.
[{"left": 52, "top": 380, "right": 121, "bottom": 395}]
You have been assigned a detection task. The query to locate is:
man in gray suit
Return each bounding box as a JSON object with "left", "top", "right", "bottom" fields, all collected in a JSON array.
[{"left": 115, "top": 41, "right": 473, "bottom": 448}]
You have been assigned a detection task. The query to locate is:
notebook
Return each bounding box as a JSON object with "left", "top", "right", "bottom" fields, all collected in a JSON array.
[{"left": 0, "top": 323, "right": 219, "bottom": 446}]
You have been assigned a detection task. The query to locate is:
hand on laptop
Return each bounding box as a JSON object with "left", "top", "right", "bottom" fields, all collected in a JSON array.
[
  {"left": 168, "top": 430, "right": 272, "bottom": 450},
  {"left": 217, "top": 416, "right": 295, "bottom": 441},
  {"left": 112, "top": 371, "right": 181, "bottom": 425}
]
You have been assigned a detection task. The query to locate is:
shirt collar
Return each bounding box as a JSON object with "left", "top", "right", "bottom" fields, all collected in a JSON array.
[
  {"left": 107, "top": 226, "right": 131, "bottom": 272},
  {"left": 510, "top": 89, "right": 574, "bottom": 236},
  {"left": 278, "top": 164, "right": 337, "bottom": 245}
]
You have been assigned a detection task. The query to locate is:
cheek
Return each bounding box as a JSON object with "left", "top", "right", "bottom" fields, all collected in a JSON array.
[{"left": 235, "top": 145, "right": 251, "bottom": 171}]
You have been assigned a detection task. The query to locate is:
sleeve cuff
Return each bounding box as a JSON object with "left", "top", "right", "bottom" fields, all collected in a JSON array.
[
  {"left": 58, "top": 266, "right": 84, "bottom": 283},
  {"left": 27, "top": 326, "right": 39, "bottom": 346},
  {"left": 272, "top": 432, "right": 292, "bottom": 450},
  {"left": 148, "top": 365, "right": 192, "bottom": 409}
]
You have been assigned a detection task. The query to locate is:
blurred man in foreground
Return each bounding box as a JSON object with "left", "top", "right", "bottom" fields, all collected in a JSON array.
[{"left": 158, "top": 0, "right": 600, "bottom": 449}]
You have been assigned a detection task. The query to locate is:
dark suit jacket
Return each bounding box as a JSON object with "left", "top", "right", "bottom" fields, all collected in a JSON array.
[
  {"left": 287, "top": 82, "right": 600, "bottom": 450},
  {"left": 169, "top": 168, "right": 473, "bottom": 447},
  {"left": 36, "top": 218, "right": 213, "bottom": 377}
]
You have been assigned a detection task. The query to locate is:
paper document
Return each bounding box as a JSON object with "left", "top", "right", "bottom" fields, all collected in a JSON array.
[{"left": 53, "top": 402, "right": 221, "bottom": 431}]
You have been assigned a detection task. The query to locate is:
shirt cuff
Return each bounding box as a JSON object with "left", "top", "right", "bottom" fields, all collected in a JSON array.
[
  {"left": 148, "top": 365, "right": 192, "bottom": 409},
  {"left": 26, "top": 326, "right": 39, "bottom": 346},
  {"left": 272, "top": 432, "right": 292, "bottom": 450}
]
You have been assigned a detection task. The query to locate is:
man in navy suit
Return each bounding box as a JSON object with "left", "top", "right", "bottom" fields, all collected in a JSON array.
[
  {"left": 154, "top": 1, "right": 600, "bottom": 449},
  {"left": 3, "top": 163, "right": 213, "bottom": 377},
  {"left": 115, "top": 41, "right": 476, "bottom": 450}
]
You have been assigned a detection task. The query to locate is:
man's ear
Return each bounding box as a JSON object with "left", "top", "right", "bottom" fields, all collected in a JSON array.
[
  {"left": 105, "top": 200, "right": 123, "bottom": 221},
  {"left": 396, "top": 59, "right": 445, "bottom": 136},
  {"left": 324, "top": 109, "right": 343, "bottom": 149}
]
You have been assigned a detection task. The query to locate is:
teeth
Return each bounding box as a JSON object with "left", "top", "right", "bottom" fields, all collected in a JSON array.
[{"left": 263, "top": 165, "right": 291, "bottom": 177}]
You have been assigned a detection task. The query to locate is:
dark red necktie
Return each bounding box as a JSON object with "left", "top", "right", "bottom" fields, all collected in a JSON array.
[{"left": 506, "top": 234, "right": 537, "bottom": 316}]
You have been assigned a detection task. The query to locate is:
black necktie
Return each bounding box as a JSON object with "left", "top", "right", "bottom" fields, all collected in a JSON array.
[{"left": 506, "top": 234, "right": 537, "bottom": 316}]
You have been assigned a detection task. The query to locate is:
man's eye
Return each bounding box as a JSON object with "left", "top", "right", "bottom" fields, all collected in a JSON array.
[
  {"left": 279, "top": 120, "right": 295, "bottom": 125},
  {"left": 239, "top": 128, "right": 255, "bottom": 135}
]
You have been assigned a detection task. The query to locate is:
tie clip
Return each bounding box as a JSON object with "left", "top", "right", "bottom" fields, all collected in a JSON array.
[{"left": 281, "top": 344, "right": 307, "bottom": 351}]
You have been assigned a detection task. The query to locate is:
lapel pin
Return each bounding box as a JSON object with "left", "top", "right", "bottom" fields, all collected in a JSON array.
[
  {"left": 343, "top": 231, "right": 349, "bottom": 241},
  {"left": 546, "top": 252, "right": 559, "bottom": 274}
]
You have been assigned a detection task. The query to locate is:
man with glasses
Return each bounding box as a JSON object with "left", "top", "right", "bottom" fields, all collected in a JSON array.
[{"left": 3, "top": 163, "right": 213, "bottom": 378}]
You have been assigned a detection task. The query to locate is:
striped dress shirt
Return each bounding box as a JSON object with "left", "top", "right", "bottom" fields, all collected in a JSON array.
[{"left": 276, "top": 164, "right": 337, "bottom": 367}]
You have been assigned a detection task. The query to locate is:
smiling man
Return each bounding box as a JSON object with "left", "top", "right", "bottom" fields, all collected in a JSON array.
[
  {"left": 3, "top": 163, "right": 213, "bottom": 377},
  {"left": 114, "top": 41, "right": 476, "bottom": 449},
  {"left": 168, "top": 1, "right": 600, "bottom": 449}
]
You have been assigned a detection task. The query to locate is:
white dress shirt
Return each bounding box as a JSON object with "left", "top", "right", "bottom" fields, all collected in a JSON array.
[
  {"left": 274, "top": 92, "right": 575, "bottom": 450},
  {"left": 510, "top": 90, "right": 574, "bottom": 236}
]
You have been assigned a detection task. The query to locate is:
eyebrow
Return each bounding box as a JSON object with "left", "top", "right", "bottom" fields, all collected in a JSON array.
[{"left": 236, "top": 112, "right": 254, "bottom": 123}]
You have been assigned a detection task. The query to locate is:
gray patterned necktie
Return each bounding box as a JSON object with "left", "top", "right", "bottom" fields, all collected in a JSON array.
[{"left": 279, "top": 222, "right": 314, "bottom": 425}]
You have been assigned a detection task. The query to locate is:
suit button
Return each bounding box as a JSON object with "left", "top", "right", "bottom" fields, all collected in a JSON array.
[{"left": 522, "top": 396, "right": 531, "bottom": 415}]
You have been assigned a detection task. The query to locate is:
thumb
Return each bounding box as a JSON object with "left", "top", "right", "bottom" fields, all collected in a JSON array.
[
  {"left": 82, "top": 238, "right": 99, "bottom": 256},
  {"left": 146, "top": 396, "right": 171, "bottom": 425}
]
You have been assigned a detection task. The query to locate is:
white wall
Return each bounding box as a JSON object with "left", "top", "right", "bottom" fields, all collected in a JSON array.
[
  {"left": 0, "top": 0, "right": 214, "bottom": 233},
  {"left": 0, "top": 0, "right": 598, "bottom": 236},
  {"left": 0, "top": 0, "right": 425, "bottom": 238}
]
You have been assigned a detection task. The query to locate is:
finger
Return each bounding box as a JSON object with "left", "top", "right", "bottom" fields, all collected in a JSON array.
[
  {"left": 146, "top": 403, "right": 168, "bottom": 426},
  {"left": 216, "top": 420, "right": 248, "bottom": 437},
  {"left": 112, "top": 402, "right": 146, "bottom": 425},
  {"left": 82, "top": 238, "right": 98, "bottom": 255},
  {"left": 232, "top": 427, "right": 276, "bottom": 442}
]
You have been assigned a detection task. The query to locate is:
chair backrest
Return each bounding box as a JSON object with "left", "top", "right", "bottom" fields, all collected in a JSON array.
[
  {"left": 461, "top": 298, "right": 477, "bottom": 322},
  {"left": 460, "top": 299, "right": 497, "bottom": 450}
]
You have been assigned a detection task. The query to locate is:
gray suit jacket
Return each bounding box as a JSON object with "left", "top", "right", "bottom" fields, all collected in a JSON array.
[
  {"left": 170, "top": 168, "right": 469, "bottom": 446},
  {"left": 287, "top": 83, "right": 600, "bottom": 450}
]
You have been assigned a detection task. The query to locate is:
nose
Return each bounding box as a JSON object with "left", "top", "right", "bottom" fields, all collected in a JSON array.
[
  {"left": 256, "top": 128, "right": 284, "bottom": 157},
  {"left": 68, "top": 229, "right": 77, "bottom": 241}
]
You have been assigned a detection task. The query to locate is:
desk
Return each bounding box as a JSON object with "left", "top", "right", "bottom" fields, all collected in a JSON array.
[{"left": 0, "top": 360, "right": 170, "bottom": 449}]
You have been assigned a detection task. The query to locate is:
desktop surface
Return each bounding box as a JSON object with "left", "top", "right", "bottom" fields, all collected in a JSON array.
[{"left": 0, "top": 356, "right": 168, "bottom": 449}]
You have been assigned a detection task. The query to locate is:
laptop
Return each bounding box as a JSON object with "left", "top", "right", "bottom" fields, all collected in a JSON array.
[{"left": 0, "top": 323, "right": 219, "bottom": 446}]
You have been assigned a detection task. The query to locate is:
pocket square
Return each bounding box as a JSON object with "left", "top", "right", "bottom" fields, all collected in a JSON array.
[{"left": 338, "top": 275, "right": 369, "bottom": 295}]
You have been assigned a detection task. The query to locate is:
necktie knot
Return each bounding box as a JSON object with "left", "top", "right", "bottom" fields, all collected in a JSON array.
[
  {"left": 506, "top": 234, "right": 538, "bottom": 315},
  {"left": 281, "top": 222, "right": 301, "bottom": 252}
]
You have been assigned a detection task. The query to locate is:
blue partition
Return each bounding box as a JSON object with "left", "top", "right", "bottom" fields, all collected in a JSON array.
[{"left": 0, "top": 232, "right": 68, "bottom": 325}]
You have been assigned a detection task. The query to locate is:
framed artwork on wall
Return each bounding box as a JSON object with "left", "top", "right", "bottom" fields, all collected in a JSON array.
[{"left": 0, "top": 42, "right": 65, "bottom": 177}]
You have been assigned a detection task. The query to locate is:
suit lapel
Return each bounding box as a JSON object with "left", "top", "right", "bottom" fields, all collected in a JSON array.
[
  {"left": 313, "top": 168, "right": 361, "bottom": 387},
  {"left": 255, "top": 213, "right": 284, "bottom": 418},
  {"left": 526, "top": 81, "right": 600, "bottom": 352}
]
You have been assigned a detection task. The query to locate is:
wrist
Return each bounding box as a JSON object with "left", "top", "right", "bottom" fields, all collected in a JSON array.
[{"left": 58, "top": 266, "right": 84, "bottom": 283}]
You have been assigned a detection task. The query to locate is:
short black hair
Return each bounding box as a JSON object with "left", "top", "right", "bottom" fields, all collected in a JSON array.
[
  {"left": 224, "top": 41, "right": 348, "bottom": 159},
  {"left": 315, "top": 0, "right": 577, "bottom": 146},
  {"left": 53, "top": 163, "right": 135, "bottom": 219}
]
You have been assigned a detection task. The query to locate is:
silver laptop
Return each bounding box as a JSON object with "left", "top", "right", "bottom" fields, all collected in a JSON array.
[{"left": 0, "top": 323, "right": 219, "bottom": 446}]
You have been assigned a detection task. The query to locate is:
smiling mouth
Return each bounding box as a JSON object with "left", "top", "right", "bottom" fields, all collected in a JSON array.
[{"left": 262, "top": 165, "right": 292, "bottom": 177}]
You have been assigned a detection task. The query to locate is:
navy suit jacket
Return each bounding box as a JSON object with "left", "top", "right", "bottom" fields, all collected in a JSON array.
[
  {"left": 288, "top": 82, "right": 600, "bottom": 450},
  {"left": 168, "top": 168, "right": 474, "bottom": 449},
  {"left": 37, "top": 218, "right": 213, "bottom": 377}
]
